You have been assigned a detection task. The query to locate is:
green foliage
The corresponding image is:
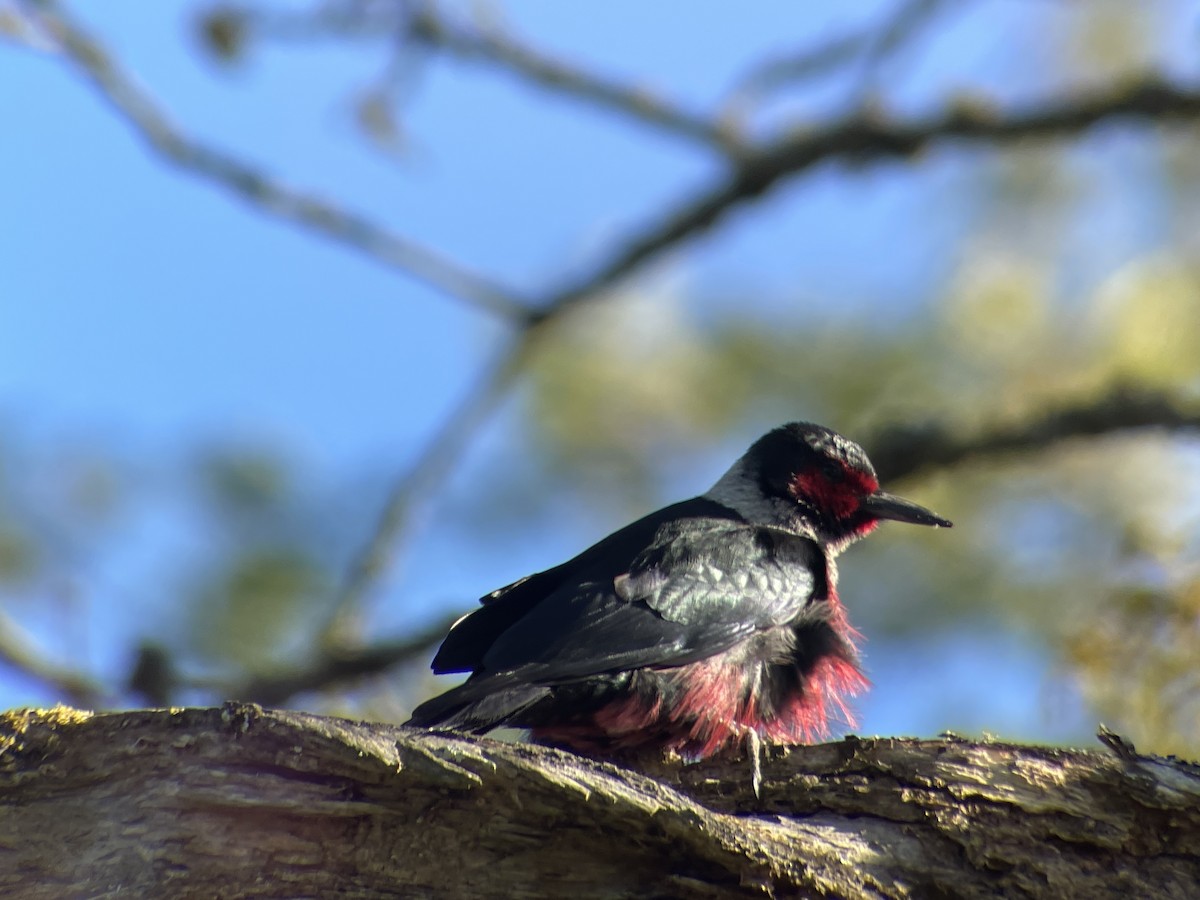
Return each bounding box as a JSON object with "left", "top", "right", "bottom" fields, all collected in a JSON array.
[
  {"left": 189, "top": 547, "right": 331, "bottom": 671},
  {"left": 200, "top": 449, "right": 292, "bottom": 515}
]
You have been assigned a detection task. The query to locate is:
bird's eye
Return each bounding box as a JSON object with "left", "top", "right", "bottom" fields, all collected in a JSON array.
[{"left": 822, "top": 460, "right": 843, "bottom": 482}]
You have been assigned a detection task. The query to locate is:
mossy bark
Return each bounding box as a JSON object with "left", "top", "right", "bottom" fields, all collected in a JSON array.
[{"left": 1, "top": 704, "right": 1197, "bottom": 898}]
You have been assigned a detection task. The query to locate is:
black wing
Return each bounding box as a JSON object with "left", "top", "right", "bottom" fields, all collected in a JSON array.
[
  {"left": 409, "top": 503, "right": 827, "bottom": 729},
  {"left": 430, "top": 496, "right": 741, "bottom": 675},
  {"left": 479, "top": 520, "right": 825, "bottom": 680}
]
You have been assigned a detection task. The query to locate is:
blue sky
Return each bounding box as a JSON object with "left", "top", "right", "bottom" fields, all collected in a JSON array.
[{"left": 7, "top": 1, "right": 1186, "bottom": 744}]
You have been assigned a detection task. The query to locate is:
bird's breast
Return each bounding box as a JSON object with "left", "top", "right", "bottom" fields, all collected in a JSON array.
[{"left": 532, "top": 620, "right": 866, "bottom": 759}]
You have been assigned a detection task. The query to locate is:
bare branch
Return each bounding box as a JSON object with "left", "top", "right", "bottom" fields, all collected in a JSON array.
[
  {"left": 20, "top": 0, "right": 531, "bottom": 321},
  {"left": 319, "top": 333, "right": 536, "bottom": 644},
  {"left": 228, "top": 2, "right": 742, "bottom": 153},
  {"left": 729, "top": 25, "right": 871, "bottom": 99},
  {"left": 851, "top": 0, "right": 959, "bottom": 100},
  {"left": 225, "top": 611, "right": 461, "bottom": 705},
  {"left": 726, "top": 0, "right": 959, "bottom": 105},
  {"left": 0, "top": 607, "right": 103, "bottom": 708},
  {"left": 531, "top": 77, "right": 1200, "bottom": 322},
  {"left": 871, "top": 384, "right": 1200, "bottom": 483},
  {"left": 0, "top": 1, "right": 53, "bottom": 50},
  {"left": 404, "top": 6, "right": 743, "bottom": 154},
  {"left": 9, "top": 1, "right": 549, "bottom": 655},
  {"left": 866, "top": 0, "right": 956, "bottom": 69},
  {"left": 37, "top": 3, "right": 1200, "bottom": 344}
]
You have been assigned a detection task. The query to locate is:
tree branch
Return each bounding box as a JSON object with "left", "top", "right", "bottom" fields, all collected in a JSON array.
[
  {"left": 13, "top": 0, "right": 546, "bottom": 654},
  {"left": 318, "top": 333, "right": 535, "bottom": 645},
  {"left": 0, "top": 610, "right": 102, "bottom": 708},
  {"left": 847, "top": 0, "right": 959, "bottom": 104},
  {"left": 728, "top": 0, "right": 956, "bottom": 105},
  {"left": 1, "top": 705, "right": 1197, "bottom": 898},
  {"left": 223, "top": 2, "right": 742, "bottom": 153},
  {"left": 227, "top": 611, "right": 461, "bottom": 705},
  {"left": 403, "top": 6, "right": 743, "bottom": 154},
  {"left": 29, "top": 2, "right": 1200, "bottom": 333},
  {"left": 531, "top": 77, "right": 1200, "bottom": 322},
  {"left": 18, "top": 0, "right": 532, "bottom": 321},
  {"left": 871, "top": 384, "right": 1200, "bottom": 482}
]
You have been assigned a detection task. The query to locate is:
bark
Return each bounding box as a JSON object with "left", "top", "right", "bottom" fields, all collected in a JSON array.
[{"left": 0, "top": 704, "right": 1197, "bottom": 899}]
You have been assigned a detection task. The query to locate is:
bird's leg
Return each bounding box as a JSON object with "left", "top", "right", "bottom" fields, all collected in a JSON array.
[{"left": 744, "top": 727, "right": 763, "bottom": 798}]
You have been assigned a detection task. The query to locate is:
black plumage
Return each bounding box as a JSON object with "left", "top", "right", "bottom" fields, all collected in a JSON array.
[{"left": 408, "top": 497, "right": 833, "bottom": 736}]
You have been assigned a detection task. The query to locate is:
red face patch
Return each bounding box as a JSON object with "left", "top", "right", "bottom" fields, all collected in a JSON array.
[
  {"left": 844, "top": 467, "right": 879, "bottom": 496},
  {"left": 790, "top": 464, "right": 878, "bottom": 520}
]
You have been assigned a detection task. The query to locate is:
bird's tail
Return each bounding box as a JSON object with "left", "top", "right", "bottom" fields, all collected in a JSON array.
[{"left": 406, "top": 677, "right": 551, "bottom": 733}]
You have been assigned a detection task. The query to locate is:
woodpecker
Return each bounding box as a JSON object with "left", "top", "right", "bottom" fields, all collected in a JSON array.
[{"left": 408, "top": 422, "right": 950, "bottom": 763}]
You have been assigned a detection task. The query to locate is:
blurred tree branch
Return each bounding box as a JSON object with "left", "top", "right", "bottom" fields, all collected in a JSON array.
[
  {"left": 729, "top": 0, "right": 956, "bottom": 109},
  {"left": 203, "top": 2, "right": 745, "bottom": 152},
  {"left": 402, "top": 6, "right": 742, "bottom": 152},
  {"left": 14, "top": 0, "right": 531, "bottom": 321},
  {"left": 20, "top": 0, "right": 1200, "bottom": 337},
  {"left": 0, "top": 609, "right": 102, "bottom": 708},
  {"left": 6, "top": 0, "right": 1200, "bottom": 721},
  {"left": 730, "top": 0, "right": 952, "bottom": 99},
  {"left": 528, "top": 78, "right": 1200, "bottom": 326},
  {"left": 220, "top": 611, "right": 461, "bottom": 705},
  {"left": 2, "top": 705, "right": 1197, "bottom": 898},
  {"left": 317, "top": 336, "right": 534, "bottom": 643},
  {"left": 872, "top": 384, "right": 1200, "bottom": 482}
]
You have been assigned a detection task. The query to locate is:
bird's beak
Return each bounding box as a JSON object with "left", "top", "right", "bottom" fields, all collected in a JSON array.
[{"left": 861, "top": 490, "right": 952, "bottom": 528}]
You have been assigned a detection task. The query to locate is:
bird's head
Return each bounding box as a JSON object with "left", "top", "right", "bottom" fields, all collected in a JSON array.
[{"left": 709, "top": 422, "right": 952, "bottom": 553}]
